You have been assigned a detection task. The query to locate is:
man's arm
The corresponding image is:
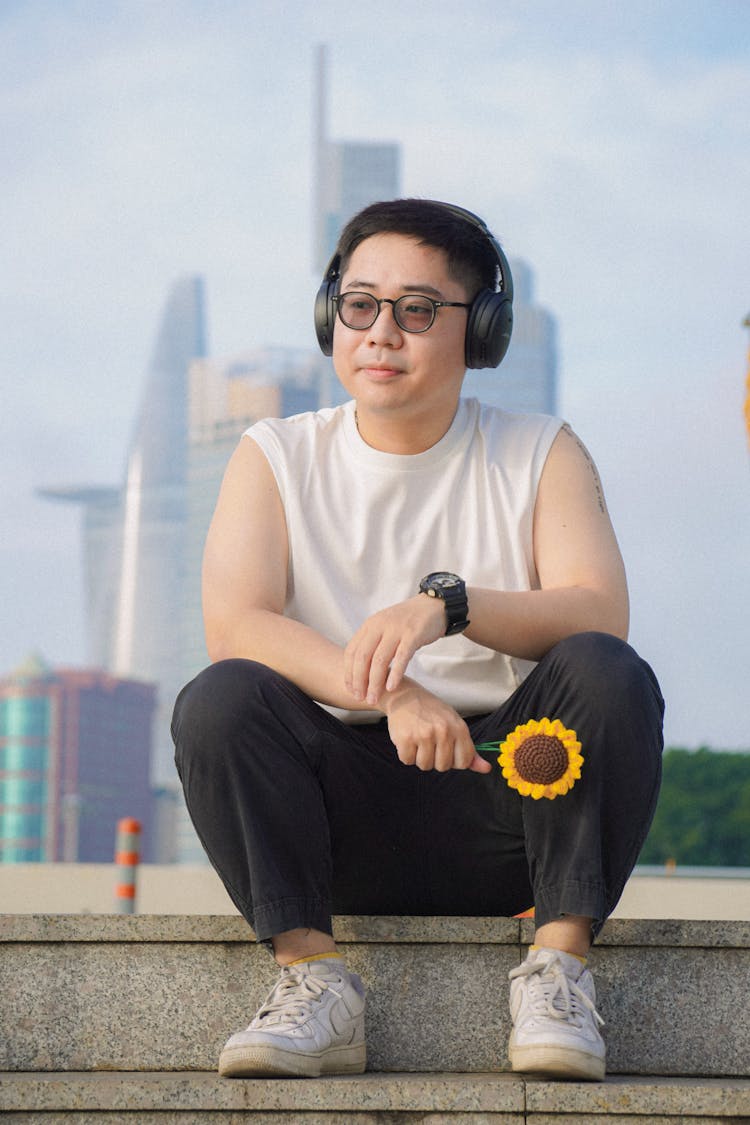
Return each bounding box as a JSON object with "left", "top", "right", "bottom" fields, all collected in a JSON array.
[
  {"left": 202, "top": 435, "right": 368, "bottom": 711},
  {"left": 463, "top": 423, "right": 629, "bottom": 657},
  {"left": 344, "top": 424, "right": 629, "bottom": 702}
]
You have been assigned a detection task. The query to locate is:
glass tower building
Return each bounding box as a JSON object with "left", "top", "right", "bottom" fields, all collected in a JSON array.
[
  {"left": 313, "top": 44, "right": 401, "bottom": 274},
  {"left": 109, "top": 276, "right": 206, "bottom": 791},
  {"left": 0, "top": 655, "right": 155, "bottom": 863},
  {"left": 42, "top": 277, "right": 207, "bottom": 805}
]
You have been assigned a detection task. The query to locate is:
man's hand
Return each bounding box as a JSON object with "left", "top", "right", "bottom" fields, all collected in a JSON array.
[
  {"left": 344, "top": 594, "right": 447, "bottom": 706},
  {"left": 382, "top": 681, "right": 492, "bottom": 774}
]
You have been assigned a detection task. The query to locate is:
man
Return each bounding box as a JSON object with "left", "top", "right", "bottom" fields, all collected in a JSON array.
[{"left": 172, "top": 199, "right": 664, "bottom": 1082}]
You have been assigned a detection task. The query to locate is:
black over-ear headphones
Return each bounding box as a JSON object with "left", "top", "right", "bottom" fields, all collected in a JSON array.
[{"left": 313, "top": 201, "right": 513, "bottom": 370}]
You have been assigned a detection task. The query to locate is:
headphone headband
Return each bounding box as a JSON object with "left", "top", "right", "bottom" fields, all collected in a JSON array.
[{"left": 314, "top": 199, "right": 513, "bottom": 370}]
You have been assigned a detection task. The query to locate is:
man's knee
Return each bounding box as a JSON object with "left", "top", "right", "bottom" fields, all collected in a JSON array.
[
  {"left": 549, "top": 631, "right": 664, "bottom": 734},
  {"left": 172, "top": 659, "right": 275, "bottom": 763},
  {"left": 550, "top": 632, "right": 663, "bottom": 712}
]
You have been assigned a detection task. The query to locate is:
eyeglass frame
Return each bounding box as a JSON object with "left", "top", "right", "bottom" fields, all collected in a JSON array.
[{"left": 332, "top": 290, "right": 472, "bottom": 334}]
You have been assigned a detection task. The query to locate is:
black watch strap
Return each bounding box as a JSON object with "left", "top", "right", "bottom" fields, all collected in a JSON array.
[{"left": 419, "top": 572, "right": 470, "bottom": 636}]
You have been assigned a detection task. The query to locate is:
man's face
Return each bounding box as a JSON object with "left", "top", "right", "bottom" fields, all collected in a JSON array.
[{"left": 332, "top": 233, "right": 469, "bottom": 435}]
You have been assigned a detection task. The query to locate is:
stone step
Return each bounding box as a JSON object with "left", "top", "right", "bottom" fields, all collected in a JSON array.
[
  {"left": 1, "top": 1071, "right": 749, "bottom": 1123},
  {"left": 1, "top": 915, "right": 748, "bottom": 1079}
]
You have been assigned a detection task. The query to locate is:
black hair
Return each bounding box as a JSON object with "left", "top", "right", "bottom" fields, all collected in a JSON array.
[{"left": 335, "top": 198, "right": 500, "bottom": 300}]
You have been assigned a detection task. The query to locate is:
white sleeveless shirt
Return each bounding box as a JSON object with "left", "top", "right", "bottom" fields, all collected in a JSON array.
[{"left": 246, "top": 397, "right": 562, "bottom": 723}]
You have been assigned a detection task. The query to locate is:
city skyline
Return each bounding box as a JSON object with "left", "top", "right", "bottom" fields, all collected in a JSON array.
[{"left": 2, "top": 3, "right": 749, "bottom": 754}]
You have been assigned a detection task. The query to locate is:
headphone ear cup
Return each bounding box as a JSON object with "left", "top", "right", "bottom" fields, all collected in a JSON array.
[
  {"left": 314, "top": 279, "right": 337, "bottom": 356},
  {"left": 465, "top": 289, "right": 514, "bottom": 369}
]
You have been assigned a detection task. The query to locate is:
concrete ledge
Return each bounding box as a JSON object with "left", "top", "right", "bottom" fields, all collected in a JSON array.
[
  {"left": 3, "top": 863, "right": 750, "bottom": 921},
  {"left": 0, "top": 1072, "right": 748, "bottom": 1123},
  {"left": 1, "top": 917, "right": 748, "bottom": 1078},
  {"left": 0, "top": 913, "right": 521, "bottom": 944},
  {"left": 2, "top": 913, "right": 749, "bottom": 947}
]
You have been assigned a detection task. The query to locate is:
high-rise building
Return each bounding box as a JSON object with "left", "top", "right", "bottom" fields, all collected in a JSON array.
[
  {"left": 110, "top": 276, "right": 206, "bottom": 794},
  {"left": 462, "top": 257, "right": 558, "bottom": 415},
  {"left": 0, "top": 654, "right": 155, "bottom": 863},
  {"left": 37, "top": 486, "right": 122, "bottom": 664},
  {"left": 313, "top": 44, "right": 401, "bottom": 274},
  {"left": 42, "top": 277, "right": 207, "bottom": 806}
]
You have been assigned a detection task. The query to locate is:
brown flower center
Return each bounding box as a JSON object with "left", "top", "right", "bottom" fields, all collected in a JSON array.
[{"left": 514, "top": 734, "right": 568, "bottom": 784}]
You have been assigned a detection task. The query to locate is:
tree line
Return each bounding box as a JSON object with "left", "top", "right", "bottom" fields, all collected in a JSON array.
[{"left": 639, "top": 747, "right": 750, "bottom": 868}]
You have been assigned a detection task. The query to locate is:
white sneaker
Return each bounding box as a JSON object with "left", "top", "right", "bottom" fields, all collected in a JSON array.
[
  {"left": 508, "top": 947, "right": 606, "bottom": 1080},
  {"left": 218, "top": 957, "right": 366, "bottom": 1078}
]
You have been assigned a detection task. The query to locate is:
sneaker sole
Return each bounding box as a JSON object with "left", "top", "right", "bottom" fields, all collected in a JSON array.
[
  {"left": 218, "top": 1041, "right": 366, "bottom": 1079},
  {"left": 510, "top": 1042, "right": 605, "bottom": 1081}
]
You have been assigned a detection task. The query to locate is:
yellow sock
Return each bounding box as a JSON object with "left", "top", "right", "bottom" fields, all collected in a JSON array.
[
  {"left": 286, "top": 951, "right": 343, "bottom": 967},
  {"left": 530, "top": 943, "right": 587, "bottom": 966}
]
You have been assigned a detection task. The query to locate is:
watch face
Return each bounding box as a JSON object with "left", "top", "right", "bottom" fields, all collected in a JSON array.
[
  {"left": 419, "top": 572, "right": 469, "bottom": 634},
  {"left": 428, "top": 572, "right": 461, "bottom": 590}
]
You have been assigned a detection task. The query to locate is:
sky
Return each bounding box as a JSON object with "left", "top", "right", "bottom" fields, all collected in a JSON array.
[{"left": 2, "top": 0, "right": 749, "bottom": 751}]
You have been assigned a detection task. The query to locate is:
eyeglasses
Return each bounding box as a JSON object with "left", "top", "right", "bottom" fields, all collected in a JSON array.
[{"left": 333, "top": 291, "right": 471, "bottom": 334}]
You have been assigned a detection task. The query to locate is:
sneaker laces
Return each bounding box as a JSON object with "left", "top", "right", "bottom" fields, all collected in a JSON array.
[
  {"left": 510, "top": 953, "right": 604, "bottom": 1029},
  {"left": 250, "top": 964, "right": 343, "bottom": 1029}
]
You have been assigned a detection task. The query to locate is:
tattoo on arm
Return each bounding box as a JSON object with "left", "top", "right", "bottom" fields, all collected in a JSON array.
[{"left": 561, "top": 424, "right": 606, "bottom": 514}]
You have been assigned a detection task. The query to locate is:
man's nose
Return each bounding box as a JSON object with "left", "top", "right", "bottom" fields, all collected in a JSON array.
[{"left": 366, "top": 300, "right": 402, "bottom": 345}]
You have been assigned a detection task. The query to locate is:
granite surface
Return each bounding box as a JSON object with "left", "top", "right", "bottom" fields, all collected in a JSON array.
[
  {"left": 0, "top": 1071, "right": 526, "bottom": 1112},
  {"left": 0, "top": 1072, "right": 748, "bottom": 1122},
  {"left": 0, "top": 1111, "right": 532, "bottom": 1123},
  {"left": 525, "top": 1074, "right": 750, "bottom": 1116},
  {"left": 0, "top": 914, "right": 525, "bottom": 944},
  {"left": 1, "top": 941, "right": 519, "bottom": 1073},
  {"left": 2, "top": 915, "right": 749, "bottom": 1078},
  {"left": 520, "top": 915, "right": 750, "bottom": 948},
  {"left": 3, "top": 911, "right": 749, "bottom": 947}
]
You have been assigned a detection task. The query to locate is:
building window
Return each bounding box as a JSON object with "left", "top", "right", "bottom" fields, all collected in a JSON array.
[
  {"left": 0, "top": 697, "right": 50, "bottom": 738},
  {"left": 0, "top": 776, "right": 47, "bottom": 805}
]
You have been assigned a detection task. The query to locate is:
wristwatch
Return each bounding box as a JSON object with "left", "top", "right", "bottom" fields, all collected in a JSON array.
[{"left": 419, "top": 572, "right": 470, "bottom": 636}]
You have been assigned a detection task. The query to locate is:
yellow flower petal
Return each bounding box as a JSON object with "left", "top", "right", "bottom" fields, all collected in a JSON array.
[{"left": 496, "top": 716, "right": 584, "bottom": 801}]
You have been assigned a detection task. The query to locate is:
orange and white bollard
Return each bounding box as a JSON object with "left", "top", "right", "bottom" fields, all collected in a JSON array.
[{"left": 115, "top": 817, "right": 141, "bottom": 913}]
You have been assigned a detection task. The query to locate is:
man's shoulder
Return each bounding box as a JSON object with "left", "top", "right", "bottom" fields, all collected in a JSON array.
[
  {"left": 246, "top": 401, "right": 352, "bottom": 442},
  {"left": 252, "top": 400, "right": 351, "bottom": 429},
  {"left": 468, "top": 398, "right": 563, "bottom": 441}
]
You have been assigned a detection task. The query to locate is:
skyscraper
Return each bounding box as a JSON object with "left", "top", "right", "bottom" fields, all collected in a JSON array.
[
  {"left": 42, "top": 277, "right": 207, "bottom": 803},
  {"left": 313, "top": 44, "right": 401, "bottom": 274},
  {"left": 0, "top": 654, "right": 155, "bottom": 863},
  {"left": 110, "top": 276, "right": 206, "bottom": 794},
  {"left": 38, "top": 485, "right": 122, "bottom": 664}
]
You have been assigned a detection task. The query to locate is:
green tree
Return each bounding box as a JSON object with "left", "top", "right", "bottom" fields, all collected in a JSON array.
[{"left": 639, "top": 747, "right": 750, "bottom": 867}]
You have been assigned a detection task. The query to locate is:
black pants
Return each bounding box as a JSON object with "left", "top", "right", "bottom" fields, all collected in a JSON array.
[{"left": 172, "top": 632, "right": 664, "bottom": 943}]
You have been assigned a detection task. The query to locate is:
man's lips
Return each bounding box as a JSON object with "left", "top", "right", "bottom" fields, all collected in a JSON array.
[{"left": 361, "top": 365, "right": 403, "bottom": 379}]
